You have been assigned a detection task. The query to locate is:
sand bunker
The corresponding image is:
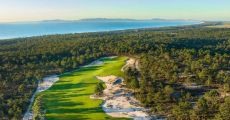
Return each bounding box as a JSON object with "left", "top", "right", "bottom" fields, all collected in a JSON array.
[
  {"left": 84, "top": 60, "right": 103, "bottom": 67},
  {"left": 84, "top": 56, "right": 117, "bottom": 67},
  {"left": 91, "top": 76, "right": 151, "bottom": 120},
  {"left": 23, "top": 75, "right": 59, "bottom": 120}
]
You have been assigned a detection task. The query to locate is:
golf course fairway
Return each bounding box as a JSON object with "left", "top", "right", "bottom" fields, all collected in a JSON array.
[{"left": 40, "top": 56, "right": 130, "bottom": 120}]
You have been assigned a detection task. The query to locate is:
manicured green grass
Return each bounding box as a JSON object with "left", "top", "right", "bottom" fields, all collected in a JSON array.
[{"left": 41, "top": 56, "right": 130, "bottom": 120}]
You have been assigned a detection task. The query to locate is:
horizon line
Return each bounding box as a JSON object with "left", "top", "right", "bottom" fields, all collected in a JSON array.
[{"left": 0, "top": 17, "right": 227, "bottom": 24}]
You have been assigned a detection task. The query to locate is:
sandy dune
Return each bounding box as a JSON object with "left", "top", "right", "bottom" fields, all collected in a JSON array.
[{"left": 91, "top": 75, "right": 151, "bottom": 120}]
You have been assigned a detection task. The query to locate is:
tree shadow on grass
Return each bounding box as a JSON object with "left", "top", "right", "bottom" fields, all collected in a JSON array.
[
  {"left": 61, "top": 65, "right": 102, "bottom": 77},
  {"left": 46, "top": 107, "right": 128, "bottom": 120},
  {"left": 77, "top": 66, "right": 102, "bottom": 73},
  {"left": 44, "top": 92, "right": 92, "bottom": 101},
  {"left": 48, "top": 107, "right": 104, "bottom": 114},
  {"left": 46, "top": 101, "right": 84, "bottom": 107},
  {"left": 48, "top": 82, "right": 96, "bottom": 91},
  {"left": 46, "top": 114, "right": 91, "bottom": 120}
]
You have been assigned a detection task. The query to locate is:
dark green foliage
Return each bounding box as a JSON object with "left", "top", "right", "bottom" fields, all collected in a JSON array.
[
  {"left": 0, "top": 25, "right": 230, "bottom": 119},
  {"left": 172, "top": 101, "right": 192, "bottom": 120},
  {"left": 192, "top": 97, "right": 209, "bottom": 119},
  {"left": 124, "top": 67, "right": 140, "bottom": 89},
  {"left": 95, "top": 82, "right": 105, "bottom": 96},
  {"left": 215, "top": 97, "right": 230, "bottom": 120}
]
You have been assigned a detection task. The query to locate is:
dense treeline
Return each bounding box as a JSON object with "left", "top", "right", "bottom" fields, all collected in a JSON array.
[
  {"left": 123, "top": 29, "right": 230, "bottom": 119},
  {"left": 0, "top": 24, "right": 230, "bottom": 119},
  {"left": 0, "top": 36, "right": 107, "bottom": 119}
]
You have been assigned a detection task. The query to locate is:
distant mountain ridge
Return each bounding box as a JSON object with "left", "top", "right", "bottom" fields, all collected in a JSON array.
[
  {"left": 40, "top": 18, "right": 199, "bottom": 23},
  {"left": 79, "top": 18, "right": 194, "bottom": 22},
  {"left": 1, "top": 18, "right": 200, "bottom": 24}
]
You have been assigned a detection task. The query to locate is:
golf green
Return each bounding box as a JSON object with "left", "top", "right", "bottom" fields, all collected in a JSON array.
[{"left": 41, "top": 56, "right": 130, "bottom": 120}]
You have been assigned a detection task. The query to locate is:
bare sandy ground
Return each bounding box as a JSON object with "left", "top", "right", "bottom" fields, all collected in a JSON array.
[
  {"left": 207, "top": 24, "right": 230, "bottom": 28},
  {"left": 121, "top": 58, "right": 140, "bottom": 72},
  {"left": 23, "top": 75, "right": 59, "bottom": 120},
  {"left": 91, "top": 76, "right": 152, "bottom": 120},
  {"left": 221, "top": 93, "right": 230, "bottom": 98}
]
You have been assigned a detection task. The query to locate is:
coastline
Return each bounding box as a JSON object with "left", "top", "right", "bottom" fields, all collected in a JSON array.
[{"left": 0, "top": 20, "right": 201, "bottom": 40}]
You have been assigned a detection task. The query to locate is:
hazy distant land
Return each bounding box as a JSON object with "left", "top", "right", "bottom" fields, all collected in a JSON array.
[{"left": 0, "top": 19, "right": 200, "bottom": 39}]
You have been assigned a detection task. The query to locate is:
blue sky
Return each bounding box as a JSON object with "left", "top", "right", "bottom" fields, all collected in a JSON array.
[{"left": 0, "top": 0, "right": 229, "bottom": 22}]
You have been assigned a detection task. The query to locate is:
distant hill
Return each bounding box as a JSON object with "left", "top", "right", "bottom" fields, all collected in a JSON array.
[
  {"left": 3, "top": 18, "right": 199, "bottom": 24},
  {"left": 40, "top": 18, "right": 198, "bottom": 23}
]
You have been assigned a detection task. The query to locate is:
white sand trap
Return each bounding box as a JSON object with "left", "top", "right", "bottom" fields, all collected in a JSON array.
[
  {"left": 91, "top": 76, "right": 152, "bottom": 120},
  {"left": 23, "top": 75, "right": 59, "bottom": 120},
  {"left": 107, "top": 56, "right": 118, "bottom": 59},
  {"left": 84, "top": 56, "right": 118, "bottom": 67},
  {"left": 84, "top": 60, "right": 103, "bottom": 67}
]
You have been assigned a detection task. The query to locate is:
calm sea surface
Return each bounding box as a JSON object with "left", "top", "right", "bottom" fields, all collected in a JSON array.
[{"left": 0, "top": 20, "right": 199, "bottom": 39}]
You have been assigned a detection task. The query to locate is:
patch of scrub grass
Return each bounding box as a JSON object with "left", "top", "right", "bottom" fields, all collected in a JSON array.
[{"left": 41, "top": 56, "right": 130, "bottom": 120}]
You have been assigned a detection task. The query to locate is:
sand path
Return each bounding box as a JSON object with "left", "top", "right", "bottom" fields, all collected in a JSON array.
[{"left": 23, "top": 75, "right": 59, "bottom": 120}]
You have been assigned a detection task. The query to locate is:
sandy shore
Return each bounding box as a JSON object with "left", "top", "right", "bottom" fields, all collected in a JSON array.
[{"left": 23, "top": 75, "right": 59, "bottom": 120}]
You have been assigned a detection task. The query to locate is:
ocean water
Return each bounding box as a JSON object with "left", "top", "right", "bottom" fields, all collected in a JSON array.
[{"left": 0, "top": 20, "right": 199, "bottom": 39}]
